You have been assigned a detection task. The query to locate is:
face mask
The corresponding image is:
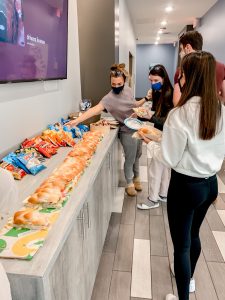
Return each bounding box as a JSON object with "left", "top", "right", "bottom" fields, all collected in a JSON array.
[
  {"left": 112, "top": 85, "right": 124, "bottom": 94},
  {"left": 152, "top": 81, "right": 162, "bottom": 91}
]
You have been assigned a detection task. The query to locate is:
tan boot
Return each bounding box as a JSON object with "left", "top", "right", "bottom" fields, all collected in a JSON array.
[
  {"left": 133, "top": 177, "right": 142, "bottom": 191},
  {"left": 125, "top": 183, "right": 137, "bottom": 197}
]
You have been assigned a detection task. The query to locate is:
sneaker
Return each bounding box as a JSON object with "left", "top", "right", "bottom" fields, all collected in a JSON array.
[
  {"left": 125, "top": 185, "right": 137, "bottom": 197},
  {"left": 165, "top": 294, "right": 177, "bottom": 300},
  {"left": 137, "top": 199, "right": 159, "bottom": 210},
  {"left": 189, "top": 278, "right": 195, "bottom": 293},
  {"left": 159, "top": 195, "right": 167, "bottom": 202}
]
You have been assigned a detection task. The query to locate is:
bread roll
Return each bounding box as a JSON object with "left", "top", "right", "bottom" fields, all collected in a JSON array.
[{"left": 13, "top": 209, "right": 49, "bottom": 229}]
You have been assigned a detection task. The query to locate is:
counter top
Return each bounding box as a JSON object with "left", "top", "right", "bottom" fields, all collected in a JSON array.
[{"left": 0, "top": 129, "right": 118, "bottom": 277}]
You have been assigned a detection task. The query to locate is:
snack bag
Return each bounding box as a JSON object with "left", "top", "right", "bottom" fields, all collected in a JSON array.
[
  {"left": 0, "top": 161, "right": 26, "bottom": 180},
  {"left": 15, "top": 147, "right": 45, "bottom": 163},
  {"left": 2, "top": 152, "right": 31, "bottom": 174},
  {"left": 16, "top": 152, "right": 46, "bottom": 175}
]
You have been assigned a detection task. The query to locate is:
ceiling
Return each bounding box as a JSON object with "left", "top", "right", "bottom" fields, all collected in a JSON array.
[{"left": 125, "top": 0, "right": 218, "bottom": 44}]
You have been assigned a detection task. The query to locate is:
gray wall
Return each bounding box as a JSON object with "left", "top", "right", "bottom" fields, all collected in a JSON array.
[
  {"left": 135, "top": 44, "right": 175, "bottom": 98},
  {"left": 77, "top": 0, "right": 116, "bottom": 105},
  {"left": 198, "top": 0, "right": 225, "bottom": 63}
]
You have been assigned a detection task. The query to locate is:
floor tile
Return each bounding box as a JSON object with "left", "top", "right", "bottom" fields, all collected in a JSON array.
[
  {"left": 91, "top": 253, "right": 114, "bottom": 300},
  {"left": 109, "top": 271, "right": 131, "bottom": 300},
  {"left": 103, "top": 213, "right": 121, "bottom": 253},
  {"left": 151, "top": 256, "right": 173, "bottom": 300},
  {"left": 208, "top": 262, "right": 225, "bottom": 300},
  {"left": 217, "top": 210, "right": 225, "bottom": 227},
  {"left": 212, "top": 231, "right": 225, "bottom": 261},
  {"left": 217, "top": 175, "right": 225, "bottom": 193},
  {"left": 112, "top": 188, "right": 125, "bottom": 213},
  {"left": 194, "top": 253, "right": 218, "bottom": 300},
  {"left": 114, "top": 224, "right": 134, "bottom": 271},
  {"left": 131, "top": 239, "right": 152, "bottom": 299}
]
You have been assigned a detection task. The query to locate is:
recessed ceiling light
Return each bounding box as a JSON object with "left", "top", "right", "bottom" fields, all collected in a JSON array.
[
  {"left": 165, "top": 5, "right": 173, "bottom": 12},
  {"left": 158, "top": 29, "right": 163, "bottom": 34},
  {"left": 156, "top": 36, "right": 160, "bottom": 41},
  {"left": 155, "top": 41, "right": 159, "bottom": 45},
  {"left": 161, "top": 20, "right": 167, "bottom": 26}
]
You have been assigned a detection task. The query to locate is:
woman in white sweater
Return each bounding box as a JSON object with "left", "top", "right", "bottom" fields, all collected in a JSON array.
[{"left": 150, "top": 51, "right": 225, "bottom": 300}]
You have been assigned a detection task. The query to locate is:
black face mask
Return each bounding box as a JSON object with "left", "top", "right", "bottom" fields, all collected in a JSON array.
[{"left": 112, "top": 85, "right": 124, "bottom": 94}]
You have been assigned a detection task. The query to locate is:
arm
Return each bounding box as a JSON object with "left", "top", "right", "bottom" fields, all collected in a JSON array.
[
  {"left": 151, "top": 118, "right": 187, "bottom": 168},
  {"left": 220, "top": 80, "right": 225, "bottom": 104},
  {"left": 66, "top": 102, "right": 105, "bottom": 127},
  {"left": 173, "top": 83, "right": 181, "bottom": 107},
  {"left": 134, "top": 89, "right": 152, "bottom": 107}
]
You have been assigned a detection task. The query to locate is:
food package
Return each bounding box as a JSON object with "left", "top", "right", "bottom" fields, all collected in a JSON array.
[
  {"left": 16, "top": 152, "right": 46, "bottom": 175},
  {"left": 0, "top": 161, "right": 26, "bottom": 180},
  {"left": 133, "top": 126, "right": 162, "bottom": 142},
  {"left": 90, "top": 119, "right": 112, "bottom": 134},
  {"left": 2, "top": 152, "right": 31, "bottom": 174},
  {"left": 21, "top": 137, "right": 58, "bottom": 158},
  {"left": 133, "top": 107, "right": 148, "bottom": 118},
  {"left": 15, "top": 147, "right": 45, "bottom": 163}
]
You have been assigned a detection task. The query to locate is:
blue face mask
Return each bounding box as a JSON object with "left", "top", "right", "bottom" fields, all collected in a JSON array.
[{"left": 152, "top": 81, "right": 162, "bottom": 91}]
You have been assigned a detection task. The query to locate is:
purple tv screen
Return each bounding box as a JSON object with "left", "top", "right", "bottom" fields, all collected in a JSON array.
[{"left": 0, "top": 0, "right": 68, "bottom": 83}]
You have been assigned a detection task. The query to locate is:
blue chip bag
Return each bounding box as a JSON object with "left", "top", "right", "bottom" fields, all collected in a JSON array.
[
  {"left": 3, "top": 152, "right": 31, "bottom": 174},
  {"left": 77, "top": 124, "right": 89, "bottom": 133},
  {"left": 16, "top": 152, "right": 46, "bottom": 175}
]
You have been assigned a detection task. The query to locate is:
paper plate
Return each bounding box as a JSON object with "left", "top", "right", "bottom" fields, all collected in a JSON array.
[{"left": 124, "top": 118, "right": 143, "bottom": 130}]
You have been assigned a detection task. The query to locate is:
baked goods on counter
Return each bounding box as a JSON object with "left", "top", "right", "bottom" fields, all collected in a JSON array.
[{"left": 13, "top": 208, "right": 49, "bottom": 230}]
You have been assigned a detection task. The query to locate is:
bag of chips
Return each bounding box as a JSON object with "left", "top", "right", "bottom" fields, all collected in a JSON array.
[{"left": 0, "top": 161, "right": 26, "bottom": 180}]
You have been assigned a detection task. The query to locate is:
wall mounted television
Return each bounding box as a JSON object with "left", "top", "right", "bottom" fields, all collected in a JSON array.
[{"left": 0, "top": 0, "right": 68, "bottom": 83}]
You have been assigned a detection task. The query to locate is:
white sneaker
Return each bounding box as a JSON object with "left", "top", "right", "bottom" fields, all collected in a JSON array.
[
  {"left": 165, "top": 294, "right": 177, "bottom": 300},
  {"left": 137, "top": 200, "right": 159, "bottom": 210},
  {"left": 189, "top": 278, "right": 195, "bottom": 293}
]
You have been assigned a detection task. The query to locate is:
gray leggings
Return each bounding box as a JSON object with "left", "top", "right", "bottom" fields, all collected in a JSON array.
[{"left": 119, "top": 132, "right": 142, "bottom": 184}]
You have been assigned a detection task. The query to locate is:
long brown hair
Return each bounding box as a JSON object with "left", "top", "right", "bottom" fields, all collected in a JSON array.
[
  {"left": 149, "top": 64, "right": 173, "bottom": 117},
  {"left": 178, "top": 51, "right": 221, "bottom": 140}
]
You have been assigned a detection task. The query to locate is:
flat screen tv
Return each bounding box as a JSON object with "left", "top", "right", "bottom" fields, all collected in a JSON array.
[{"left": 0, "top": 0, "right": 68, "bottom": 83}]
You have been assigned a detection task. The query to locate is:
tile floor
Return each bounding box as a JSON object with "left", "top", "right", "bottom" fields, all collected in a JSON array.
[{"left": 91, "top": 145, "right": 225, "bottom": 300}]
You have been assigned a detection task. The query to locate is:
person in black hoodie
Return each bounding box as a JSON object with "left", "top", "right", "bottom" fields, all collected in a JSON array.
[{"left": 137, "top": 64, "right": 174, "bottom": 209}]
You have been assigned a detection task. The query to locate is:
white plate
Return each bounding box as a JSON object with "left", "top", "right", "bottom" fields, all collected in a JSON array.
[{"left": 124, "top": 118, "right": 143, "bottom": 130}]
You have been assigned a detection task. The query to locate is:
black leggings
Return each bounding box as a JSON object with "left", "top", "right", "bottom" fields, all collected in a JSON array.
[{"left": 167, "top": 170, "right": 218, "bottom": 300}]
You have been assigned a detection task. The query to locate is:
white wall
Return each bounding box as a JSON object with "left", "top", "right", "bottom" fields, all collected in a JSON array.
[
  {"left": 119, "top": 0, "right": 136, "bottom": 93},
  {"left": 0, "top": 0, "right": 81, "bottom": 155}
]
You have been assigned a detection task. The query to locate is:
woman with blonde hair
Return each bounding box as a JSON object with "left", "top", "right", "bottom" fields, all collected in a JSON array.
[{"left": 67, "top": 63, "right": 151, "bottom": 196}]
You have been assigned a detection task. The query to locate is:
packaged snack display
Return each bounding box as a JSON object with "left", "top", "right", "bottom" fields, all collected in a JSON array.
[
  {"left": 2, "top": 152, "right": 31, "bottom": 174},
  {"left": 21, "top": 137, "right": 58, "bottom": 158},
  {"left": 16, "top": 152, "right": 46, "bottom": 175},
  {"left": 0, "top": 161, "right": 26, "bottom": 180},
  {"left": 15, "top": 148, "right": 45, "bottom": 163}
]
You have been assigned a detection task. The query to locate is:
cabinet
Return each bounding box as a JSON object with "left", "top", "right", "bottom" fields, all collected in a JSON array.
[{"left": 1, "top": 130, "right": 119, "bottom": 300}]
